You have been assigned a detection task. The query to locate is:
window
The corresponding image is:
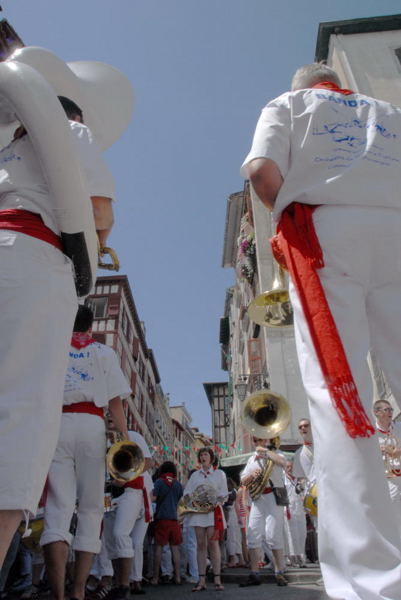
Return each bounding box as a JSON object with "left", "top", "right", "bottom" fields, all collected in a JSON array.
[
  {"left": 111, "top": 285, "right": 119, "bottom": 293},
  {"left": 106, "top": 333, "right": 114, "bottom": 346},
  {"left": 121, "top": 308, "right": 128, "bottom": 337},
  {"left": 106, "top": 319, "right": 115, "bottom": 331},
  {"left": 90, "top": 297, "right": 108, "bottom": 318},
  {"left": 103, "top": 285, "right": 110, "bottom": 294},
  {"left": 92, "top": 333, "right": 106, "bottom": 344}
]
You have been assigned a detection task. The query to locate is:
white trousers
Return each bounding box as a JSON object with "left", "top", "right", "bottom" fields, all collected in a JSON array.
[
  {"left": 226, "top": 505, "right": 242, "bottom": 555},
  {"left": 246, "top": 492, "right": 284, "bottom": 550},
  {"left": 129, "top": 515, "right": 148, "bottom": 582},
  {"left": 41, "top": 413, "right": 106, "bottom": 553},
  {"left": 0, "top": 233, "right": 76, "bottom": 515},
  {"left": 104, "top": 488, "right": 144, "bottom": 559},
  {"left": 90, "top": 517, "right": 114, "bottom": 578},
  {"left": 290, "top": 205, "right": 401, "bottom": 600}
]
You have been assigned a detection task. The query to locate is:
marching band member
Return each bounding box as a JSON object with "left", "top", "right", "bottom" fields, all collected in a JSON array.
[
  {"left": 40, "top": 305, "right": 130, "bottom": 600},
  {"left": 374, "top": 400, "right": 401, "bottom": 508},
  {"left": 240, "top": 436, "right": 288, "bottom": 587},
  {"left": 284, "top": 459, "right": 307, "bottom": 568},
  {"left": 128, "top": 469, "right": 154, "bottom": 595},
  {"left": 293, "top": 419, "right": 315, "bottom": 484},
  {"left": 241, "top": 61, "right": 401, "bottom": 599},
  {"left": 104, "top": 430, "right": 152, "bottom": 600},
  {"left": 183, "top": 448, "right": 228, "bottom": 592},
  {"left": 292, "top": 418, "right": 316, "bottom": 529},
  {"left": 0, "top": 46, "right": 132, "bottom": 567}
]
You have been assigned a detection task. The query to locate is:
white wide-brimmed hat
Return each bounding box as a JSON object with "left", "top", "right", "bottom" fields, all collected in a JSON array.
[{"left": 7, "top": 46, "right": 134, "bottom": 150}]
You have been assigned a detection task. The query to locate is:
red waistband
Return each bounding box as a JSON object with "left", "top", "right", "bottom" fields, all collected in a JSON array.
[
  {"left": 262, "top": 487, "right": 273, "bottom": 494},
  {"left": 0, "top": 209, "right": 62, "bottom": 251},
  {"left": 63, "top": 402, "right": 104, "bottom": 420}
]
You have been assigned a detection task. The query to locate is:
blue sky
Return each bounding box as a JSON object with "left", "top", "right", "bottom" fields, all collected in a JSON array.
[{"left": 5, "top": 0, "right": 401, "bottom": 435}]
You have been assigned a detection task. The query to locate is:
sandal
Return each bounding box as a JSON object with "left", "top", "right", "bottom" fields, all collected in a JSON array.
[
  {"left": 213, "top": 574, "right": 224, "bottom": 591},
  {"left": 192, "top": 576, "right": 206, "bottom": 592}
]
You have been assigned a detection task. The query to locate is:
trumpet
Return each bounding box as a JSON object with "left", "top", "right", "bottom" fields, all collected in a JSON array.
[{"left": 106, "top": 432, "right": 145, "bottom": 483}]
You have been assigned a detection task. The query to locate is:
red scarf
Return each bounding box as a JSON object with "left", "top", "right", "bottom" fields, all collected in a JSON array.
[
  {"left": 211, "top": 505, "right": 225, "bottom": 541},
  {"left": 71, "top": 332, "right": 95, "bottom": 349},
  {"left": 271, "top": 203, "right": 374, "bottom": 439},
  {"left": 160, "top": 473, "right": 176, "bottom": 487}
]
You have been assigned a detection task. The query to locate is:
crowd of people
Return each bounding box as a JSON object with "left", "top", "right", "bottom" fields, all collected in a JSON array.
[{"left": 2, "top": 30, "right": 401, "bottom": 600}]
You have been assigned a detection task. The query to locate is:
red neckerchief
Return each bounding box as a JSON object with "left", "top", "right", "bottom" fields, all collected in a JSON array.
[
  {"left": 160, "top": 473, "right": 176, "bottom": 487},
  {"left": 303, "top": 442, "right": 313, "bottom": 446},
  {"left": 271, "top": 204, "right": 374, "bottom": 439},
  {"left": 377, "top": 426, "right": 391, "bottom": 434},
  {"left": 312, "top": 81, "right": 354, "bottom": 95},
  {"left": 71, "top": 332, "right": 95, "bottom": 349},
  {"left": 200, "top": 469, "right": 211, "bottom": 478}
]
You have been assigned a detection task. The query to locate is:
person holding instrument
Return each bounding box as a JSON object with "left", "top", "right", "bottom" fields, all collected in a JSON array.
[
  {"left": 41, "top": 305, "right": 130, "bottom": 600},
  {"left": 241, "top": 62, "right": 401, "bottom": 599},
  {"left": 0, "top": 46, "right": 132, "bottom": 568}
]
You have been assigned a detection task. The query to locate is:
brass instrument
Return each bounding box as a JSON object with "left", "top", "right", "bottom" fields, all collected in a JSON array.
[
  {"left": 248, "top": 263, "right": 293, "bottom": 327},
  {"left": 242, "top": 390, "right": 291, "bottom": 500},
  {"left": 98, "top": 242, "right": 120, "bottom": 271},
  {"left": 106, "top": 433, "right": 145, "bottom": 483},
  {"left": 177, "top": 483, "right": 218, "bottom": 517}
]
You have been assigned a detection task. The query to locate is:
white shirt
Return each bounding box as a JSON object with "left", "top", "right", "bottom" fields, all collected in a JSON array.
[
  {"left": 293, "top": 444, "right": 315, "bottom": 482},
  {"left": 184, "top": 467, "right": 228, "bottom": 500},
  {"left": 376, "top": 420, "right": 401, "bottom": 478},
  {"left": 241, "top": 88, "right": 401, "bottom": 222},
  {"left": 64, "top": 341, "right": 131, "bottom": 407},
  {"left": 0, "top": 121, "right": 115, "bottom": 233},
  {"left": 241, "top": 451, "right": 285, "bottom": 489}
]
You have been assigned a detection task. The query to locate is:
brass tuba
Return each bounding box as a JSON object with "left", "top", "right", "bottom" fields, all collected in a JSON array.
[
  {"left": 242, "top": 390, "right": 291, "bottom": 500},
  {"left": 248, "top": 262, "right": 293, "bottom": 327},
  {"left": 106, "top": 433, "right": 145, "bottom": 483}
]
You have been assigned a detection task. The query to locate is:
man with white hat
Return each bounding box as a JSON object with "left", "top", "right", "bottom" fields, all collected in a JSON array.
[{"left": 0, "top": 46, "right": 133, "bottom": 568}]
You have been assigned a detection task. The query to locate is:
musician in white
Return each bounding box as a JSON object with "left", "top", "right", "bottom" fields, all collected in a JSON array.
[
  {"left": 293, "top": 418, "right": 316, "bottom": 530},
  {"left": 183, "top": 448, "right": 228, "bottom": 592},
  {"left": 284, "top": 459, "right": 307, "bottom": 568},
  {"left": 104, "top": 430, "right": 152, "bottom": 600},
  {"left": 40, "top": 305, "right": 130, "bottom": 600},
  {"left": 240, "top": 436, "right": 288, "bottom": 587},
  {"left": 0, "top": 47, "right": 131, "bottom": 568},
  {"left": 374, "top": 400, "right": 401, "bottom": 507}
]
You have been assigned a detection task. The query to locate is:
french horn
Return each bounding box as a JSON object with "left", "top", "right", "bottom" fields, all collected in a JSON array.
[
  {"left": 177, "top": 483, "right": 218, "bottom": 517},
  {"left": 242, "top": 390, "right": 291, "bottom": 500}
]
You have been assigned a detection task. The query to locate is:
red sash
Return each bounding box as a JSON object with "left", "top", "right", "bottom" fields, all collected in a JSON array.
[
  {"left": 63, "top": 401, "right": 104, "bottom": 420},
  {"left": 271, "top": 203, "right": 374, "bottom": 439},
  {"left": 0, "top": 209, "right": 62, "bottom": 250},
  {"left": 124, "top": 476, "right": 151, "bottom": 522}
]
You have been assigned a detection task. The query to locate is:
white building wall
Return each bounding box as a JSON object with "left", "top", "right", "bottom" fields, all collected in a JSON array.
[{"left": 328, "top": 30, "right": 401, "bottom": 106}]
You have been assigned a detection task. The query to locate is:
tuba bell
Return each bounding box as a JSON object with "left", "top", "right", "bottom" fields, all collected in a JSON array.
[
  {"left": 242, "top": 390, "right": 291, "bottom": 500},
  {"left": 248, "top": 262, "right": 293, "bottom": 327},
  {"left": 106, "top": 433, "right": 145, "bottom": 483}
]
